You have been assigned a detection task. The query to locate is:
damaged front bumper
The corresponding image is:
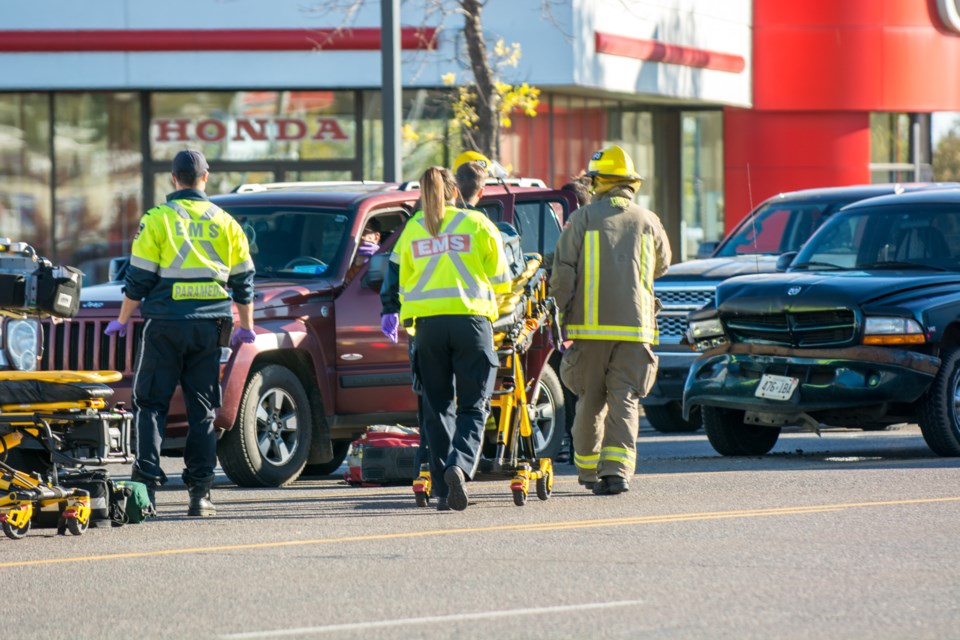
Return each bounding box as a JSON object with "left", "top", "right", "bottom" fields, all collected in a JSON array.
[{"left": 682, "top": 343, "right": 941, "bottom": 420}]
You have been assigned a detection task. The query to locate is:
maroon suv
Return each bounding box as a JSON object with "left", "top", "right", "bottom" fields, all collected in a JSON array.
[{"left": 44, "top": 182, "right": 577, "bottom": 487}]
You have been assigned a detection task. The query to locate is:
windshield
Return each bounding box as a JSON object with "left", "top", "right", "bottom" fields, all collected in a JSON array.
[
  {"left": 229, "top": 206, "right": 350, "bottom": 278},
  {"left": 792, "top": 204, "right": 960, "bottom": 271},
  {"left": 715, "top": 201, "right": 844, "bottom": 257}
]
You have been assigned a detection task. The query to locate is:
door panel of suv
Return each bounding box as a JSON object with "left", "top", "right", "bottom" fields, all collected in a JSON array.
[{"left": 334, "top": 207, "right": 417, "bottom": 416}]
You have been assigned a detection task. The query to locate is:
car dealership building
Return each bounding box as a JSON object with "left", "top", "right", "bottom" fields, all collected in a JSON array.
[{"left": 2, "top": 0, "right": 959, "bottom": 280}]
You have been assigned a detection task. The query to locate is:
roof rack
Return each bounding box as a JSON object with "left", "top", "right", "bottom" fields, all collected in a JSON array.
[
  {"left": 232, "top": 181, "right": 387, "bottom": 193},
  {"left": 396, "top": 177, "right": 546, "bottom": 191}
]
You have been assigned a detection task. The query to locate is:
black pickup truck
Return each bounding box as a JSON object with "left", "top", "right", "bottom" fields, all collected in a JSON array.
[
  {"left": 647, "top": 183, "right": 957, "bottom": 433},
  {"left": 683, "top": 188, "right": 960, "bottom": 457}
]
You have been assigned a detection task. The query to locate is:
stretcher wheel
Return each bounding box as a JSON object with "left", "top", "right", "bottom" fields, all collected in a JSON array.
[
  {"left": 512, "top": 488, "right": 527, "bottom": 506},
  {"left": 65, "top": 516, "right": 89, "bottom": 536},
  {"left": 536, "top": 475, "right": 551, "bottom": 501},
  {"left": 2, "top": 519, "right": 30, "bottom": 540},
  {"left": 414, "top": 492, "right": 430, "bottom": 508}
]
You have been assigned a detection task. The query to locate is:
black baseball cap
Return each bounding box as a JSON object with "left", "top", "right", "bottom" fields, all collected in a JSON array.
[{"left": 172, "top": 149, "right": 209, "bottom": 179}]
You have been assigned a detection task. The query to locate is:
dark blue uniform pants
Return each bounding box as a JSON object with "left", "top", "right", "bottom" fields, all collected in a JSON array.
[
  {"left": 132, "top": 318, "right": 222, "bottom": 486},
  {"left": 415, "top": 315, "right": 497, "bottom": 498}
]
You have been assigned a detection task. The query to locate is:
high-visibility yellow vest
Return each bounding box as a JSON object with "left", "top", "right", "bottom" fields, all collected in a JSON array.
[
  {"left": 394, "top": 206, "right": 511, "bottom": 323},
  {"left": 129, "top": 197, "right": 253, "bottom": 318}
]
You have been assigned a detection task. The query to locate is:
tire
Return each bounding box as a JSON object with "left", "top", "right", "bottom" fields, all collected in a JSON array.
[
  {"left": 536, "top": 474, "right": 551, "bottom": 501},
  {"left": 529, "top": 364, "right": 566, "bottom": 459},
  {"left": 2, "top": 519, "right": 30, "bottom": 540},
  {"left": 218, "top": 365, "right": 314, "bottom": 487},
  {"left": 65, "top": 516, "right": 88, "bottom": 536},
  {"left": 918, "top": 346, "right": 960, "bottom": 456},
  {"left": 301, "top": 440, "right": 351, "bottom": 477},
  {"left": 702, "top": 406, "right": 780, "bottom": 456},
  {"left": 644, "top": 401, "right": 702, "bottom": 433},
  {"left": 512, "top": 488, "right": 527, "bottom": 506}
]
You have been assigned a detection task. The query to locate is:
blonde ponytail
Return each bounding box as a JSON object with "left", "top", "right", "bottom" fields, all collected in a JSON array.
[{"left": 420, "top": 166, "right": 457, "bottom": 237}]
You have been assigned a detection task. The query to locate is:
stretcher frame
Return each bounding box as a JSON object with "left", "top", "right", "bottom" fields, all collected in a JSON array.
[
  {"left": 0, "top": 370, "right": 133, "bottom": 539},
  {"left": 413, "top": 254, "right": 556, "bottom": 507}
]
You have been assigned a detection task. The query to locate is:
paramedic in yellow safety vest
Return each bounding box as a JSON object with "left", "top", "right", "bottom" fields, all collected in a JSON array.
[
  {"left": 549, "top": 145, "right": 671, "bottom": 496},
  {"left": 392, "top": 164, "right": 510, "bottom": 511},
  {"left": 104, "top": 149, "right": 256, "bottom": 517}
]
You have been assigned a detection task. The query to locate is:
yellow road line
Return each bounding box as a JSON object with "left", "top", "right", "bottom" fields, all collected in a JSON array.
[{"left": 2, "top": 496, "right": 957, "bottom": 569}]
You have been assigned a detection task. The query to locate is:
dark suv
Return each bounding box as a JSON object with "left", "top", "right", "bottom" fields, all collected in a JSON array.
[
  {"left": 44, "top": 182, "right": 578, "bottom": 486},
  {"left": 647, "top": 183, "right": 958, "bottom": 433},
  {"left": 684, "top": 188, "right": 960, "bottom": 457}
]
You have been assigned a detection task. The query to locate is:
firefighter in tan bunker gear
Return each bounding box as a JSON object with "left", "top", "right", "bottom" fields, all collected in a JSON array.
[{"left": 549, "top": 145, "right": 671, "bottom": 495}]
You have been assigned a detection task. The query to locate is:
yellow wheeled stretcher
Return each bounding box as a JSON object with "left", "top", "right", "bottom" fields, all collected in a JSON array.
[
  {"left": 0, "top": 370, "right": 134, "bottom": 539},
  {"left": 412, "top": 248, "right": 558, "bottom": 507},
  {"left": 0, "top": 239, "right": 134, "bottom": 539}
]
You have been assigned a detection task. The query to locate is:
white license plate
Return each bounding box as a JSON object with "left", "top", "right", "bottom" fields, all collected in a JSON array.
[{"left": 755, "top": 374, "right": 799, "bottom": 401}]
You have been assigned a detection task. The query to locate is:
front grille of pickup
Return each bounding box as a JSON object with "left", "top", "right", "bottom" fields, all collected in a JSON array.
[
  {"left": 40, "top": 319, "right": 144, "bottom": 375},
  {"left": 655, "top": 288, "right": 715, "bottom": 338},
  {"left": 656, "top": 288, "right": 715, "bottom": 308},
  {"left": 725, "top": 309, "right": 856, "bottom": 347},
  {"left": 656, "top": 314, "right": 689, "bottom": 338}
]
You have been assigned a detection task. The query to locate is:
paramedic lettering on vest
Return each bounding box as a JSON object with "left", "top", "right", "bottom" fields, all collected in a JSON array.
[
  {"left": 391, "top": 164, "right": 510, "bottom": 511},
  {"left": 104, "top": 150, "right": 256, "bottom": 517},
  {"left": 549, "top": 145, "right": 671, "bottom": 496}
]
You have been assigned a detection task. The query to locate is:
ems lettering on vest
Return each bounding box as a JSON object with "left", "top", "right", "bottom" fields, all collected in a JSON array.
[
  {"left": 172, "top": 281, "right": 229, "bottom": 300},
  {"left": 175, "top": 221, "right": 221, "bottom": 238},
  {"left": 411, "top": 234, "right": 471, "bottom": 258}
]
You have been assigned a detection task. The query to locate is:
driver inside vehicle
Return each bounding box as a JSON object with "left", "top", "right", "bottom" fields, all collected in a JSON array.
[{"left": 345, "top": 218, "right": 382, "bottom": 283}]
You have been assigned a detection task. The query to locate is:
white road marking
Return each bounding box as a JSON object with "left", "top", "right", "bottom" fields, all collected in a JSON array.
[{"left": 219, "top": 599, "right": 645, "bottom": 638}]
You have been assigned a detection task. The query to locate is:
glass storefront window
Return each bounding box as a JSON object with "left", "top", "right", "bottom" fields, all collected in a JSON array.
[
  {"left": 54, "top": 93, "right": 141, "bottom": 284},
  {"left": 0, "top": 94, "right": 52, "bottom": 260},
  {"left": 681, "top": 111, "right": 724, "bottom": 261},
  {"left": 363, "top": 89, "right": 455, "bottom": 181},
  {"left": 151, "top": 91, "right": 356, "bottom": 162}
]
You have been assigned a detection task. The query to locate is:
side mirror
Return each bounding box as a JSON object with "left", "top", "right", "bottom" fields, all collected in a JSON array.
[
  {"left": 696, "top": 241, "right": 719, "bottom": 259},
  {"left": 775, "top": 251, "right": 798, "bottom": 272},
  {"left": 362, "top": 253, "right": 389, "bottom": 290},
  {"left": 108, "top": 256, "right": 130, "bottom": 282}
]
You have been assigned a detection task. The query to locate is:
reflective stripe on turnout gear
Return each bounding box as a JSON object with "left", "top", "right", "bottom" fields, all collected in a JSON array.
[
  {"left": 600, "top": 446, "right": 636, "bottom": 467},
  {"left": 574, "top": 452, "right": 599, "bottom": 471}
]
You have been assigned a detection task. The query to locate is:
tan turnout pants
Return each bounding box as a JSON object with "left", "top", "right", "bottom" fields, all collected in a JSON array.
[{"left": 559, "top": 340, "right": 658, "bottom": 482}]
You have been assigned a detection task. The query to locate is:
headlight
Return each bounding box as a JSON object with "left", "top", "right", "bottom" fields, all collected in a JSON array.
[
  {"left": 863, "top": 316, "right": 925, "bottom": 345},
  {"left": 687, "top": 318, "right": 725, "bottom": 341},
  {"left": 6, "top": 319, "right": 39, "bottom": 371},
  {"left": 686, "top": 317, "right": 727, "bottom": 352}
]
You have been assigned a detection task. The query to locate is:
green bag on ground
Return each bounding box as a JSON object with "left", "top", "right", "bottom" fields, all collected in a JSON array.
[{"left": 115, "top": 481, "right": 156, "bottom": 524}]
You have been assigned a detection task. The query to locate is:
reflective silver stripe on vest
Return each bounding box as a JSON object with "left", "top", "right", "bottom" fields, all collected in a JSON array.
[
  {"left": 230, "top": 258, "right": 255, "bottom": 275},
  {"left": 165, "top": 200, "right": 193, "bottom": 219},
  {"left": 158, "top": 266, "right": 230, "bottom": 279},
  {"left": 130, "top": 255, "right": 159, "bottom": 273}
]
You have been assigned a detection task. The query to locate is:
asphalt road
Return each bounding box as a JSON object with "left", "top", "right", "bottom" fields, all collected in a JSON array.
[{"left": 5, "top": 422, "right": 960, "bottom": 639}]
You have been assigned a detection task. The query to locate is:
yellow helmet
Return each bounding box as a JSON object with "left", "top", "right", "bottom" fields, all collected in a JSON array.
[
  {"left": 453, "top": 150, "right": 491, "bottom": 172},
  {"left": 587, "top": 145, "right": 643, "bottom": 181}
]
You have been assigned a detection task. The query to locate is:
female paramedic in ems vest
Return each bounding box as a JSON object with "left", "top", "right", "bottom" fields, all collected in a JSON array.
[
  {"left": 392, "top": 165, "right": 511, "bottom": 511},
  {"left": 105, "top": 150, "right": 256, "bottom": 517}
]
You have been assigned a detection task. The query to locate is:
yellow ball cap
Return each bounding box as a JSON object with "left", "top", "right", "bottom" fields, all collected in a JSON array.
[
  {"left": 453, "top": 150, "right": 491, "bottom": 172},
  {"left": 587, "top": 145, "right": 643, "bottom": 181}
]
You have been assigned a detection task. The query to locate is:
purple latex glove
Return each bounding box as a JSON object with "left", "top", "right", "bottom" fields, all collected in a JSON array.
[
  {"left": 357, "top": 241, "right": 380, "bottom": 257},
  {"left": 380, "top": 313, "right": 399, "bottom": 344},
  {"left": 104, "top": 320, "right": 128, "bottom": 338},
  {"left": 231, "top": 327, "right": 257, "bottom": 348}
]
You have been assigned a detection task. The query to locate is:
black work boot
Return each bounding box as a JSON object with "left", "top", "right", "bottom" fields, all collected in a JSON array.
[
  {"left": 593, "top": 476, "right": 629, "bottom": 495},
  {"left": 186, "top": 481, "right": 216, "bottom": 517}
]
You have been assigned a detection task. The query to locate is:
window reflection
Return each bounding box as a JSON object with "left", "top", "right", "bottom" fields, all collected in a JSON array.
[
  {"left": 0, "top": 93, "right": 52, "bottom": 261},
  {"left": 54, "top": 93, "right": 141, "bottom": 284}
]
